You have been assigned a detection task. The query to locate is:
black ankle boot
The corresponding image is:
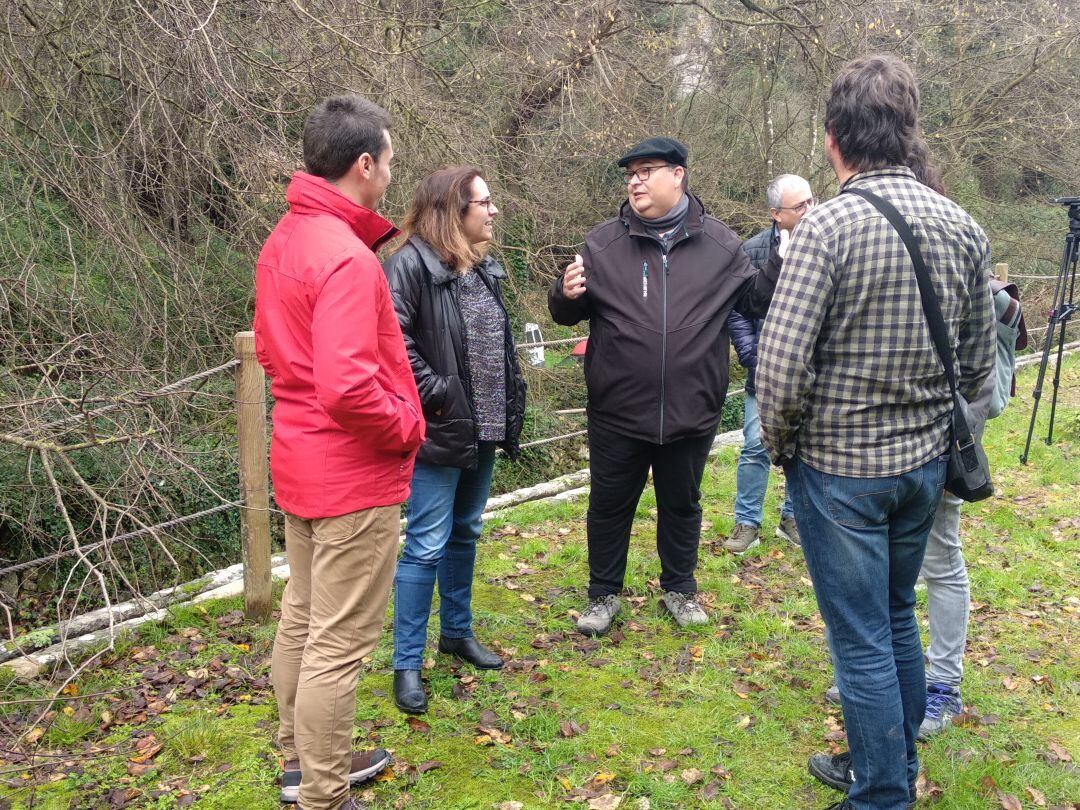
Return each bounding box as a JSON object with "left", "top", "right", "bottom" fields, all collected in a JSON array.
[
  {"left": 393, "top": 669, "right": 427, "bottom": 714},
  {"left": 438, "top": 636, "right": 503, "bottom": 669}
]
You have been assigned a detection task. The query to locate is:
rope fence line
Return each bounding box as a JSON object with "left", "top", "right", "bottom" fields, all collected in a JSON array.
[
  {"left": 516, "top": 335, "right": 587, "bottom": 350},
  {"left": 0, "top": 502, "right": 242, "bottom": 579},
  {"left": 13, "top": 359, "right": 241, "bottom": 439},
  {"left": 1025, "top": 322, "right": 1076, "bottom": 336},
  {"left": 518, "top": 429, "right": 588, "bottom": 449}
]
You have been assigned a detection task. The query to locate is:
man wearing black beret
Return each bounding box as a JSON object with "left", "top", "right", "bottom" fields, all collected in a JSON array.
[{"left": 548, "top": 136, "right": 786, "bottom": 635}]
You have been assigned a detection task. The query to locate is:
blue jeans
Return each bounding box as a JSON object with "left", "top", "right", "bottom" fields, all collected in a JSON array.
[
  {"left": 733, "top": 394, "right": 793, "bottom": 526},
  {"left": 392, "top": 444, "right": 496, "bottom": 671},
  {"left": 790, "top": 455, "right": 946, "bottom": 810}
]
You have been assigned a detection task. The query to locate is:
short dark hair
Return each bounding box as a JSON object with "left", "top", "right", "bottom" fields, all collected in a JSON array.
[
  {"left": 825, "top": 54, "right": 920, "bottom": 172},
  {"left": 302, "top": 95, "right": 390, "bottom": 182}
]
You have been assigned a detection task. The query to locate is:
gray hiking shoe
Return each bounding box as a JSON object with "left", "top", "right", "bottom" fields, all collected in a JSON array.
[
  {"left": 576, "top": 595, "right": 621, "bottom": 636},
  {"left": 917, "top": 683, "right": 963, "bottom": 740},
  {"left": 825, "top": 683, "right": 841, "bottom": 705},
  {"left": 776, "top": 515, "right": 800, "bottom": 546},
  {"left": 661, "top": 591, "right": 708, "bottom": 628},
  {"left": 724, "top": 523, "right": 760, "bottom": 554}
]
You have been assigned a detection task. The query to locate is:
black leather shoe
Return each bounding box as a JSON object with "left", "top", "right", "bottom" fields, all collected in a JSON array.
[
  {"left": 438, "top": 636, "right": 503, "bottom": 669},
  {"left": 393, "top": 669, "right": 427, "bottom": 714},
  {"left": 808, "top": 751, "right": 854, "bottom": 792},
  {"left": 811, "top": 751, "right": 916, "bottom": 807}
]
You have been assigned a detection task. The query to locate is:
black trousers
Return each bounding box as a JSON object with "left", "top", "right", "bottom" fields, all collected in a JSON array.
[{"left": 586, "top": 419, "right": 716, "bottom": 598}]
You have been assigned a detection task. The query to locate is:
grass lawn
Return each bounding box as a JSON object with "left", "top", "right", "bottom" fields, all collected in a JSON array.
[{"left": 2, "top": 358, "right": 1078, "bottom": 810}]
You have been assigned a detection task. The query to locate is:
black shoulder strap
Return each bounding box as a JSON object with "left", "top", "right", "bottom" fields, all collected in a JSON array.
[{"left": 842, "top": 186, "right": 958, "bottom": 398}]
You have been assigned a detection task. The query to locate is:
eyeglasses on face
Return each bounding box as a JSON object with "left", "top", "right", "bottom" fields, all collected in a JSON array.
[
  {"left": 777, "top": 197, "right": 816, "bottom": 214},
  {"left": 467, "top": 198, "right": 497, "bottom": 212},
  {"left": 623, "top": 164, "right": 672, "bottom": 184}
]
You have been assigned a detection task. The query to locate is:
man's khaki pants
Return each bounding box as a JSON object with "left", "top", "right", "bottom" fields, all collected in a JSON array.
[{"left": 271, "top": 505, "right": 399, "bottom": 810}]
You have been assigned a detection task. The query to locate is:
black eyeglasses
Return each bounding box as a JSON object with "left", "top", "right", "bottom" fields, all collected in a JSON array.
[
  {"left": 468, "top": 198, "right": 496, "bottom": 212},
  {"left": 623, "top": 164, "right": 672, "bottom": 184},
  {"left": 777, "top": 197, "right": 816, "bottom": 214}
]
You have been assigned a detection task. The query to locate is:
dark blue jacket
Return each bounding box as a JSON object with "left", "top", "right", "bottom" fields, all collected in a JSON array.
[{"left": 728, "top": 225, "right": 777, "bottom": 394}]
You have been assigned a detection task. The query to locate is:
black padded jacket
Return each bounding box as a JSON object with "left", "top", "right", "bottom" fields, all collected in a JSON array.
[{"left": 384, "top": 236, "right": 527, "bottom": 469}]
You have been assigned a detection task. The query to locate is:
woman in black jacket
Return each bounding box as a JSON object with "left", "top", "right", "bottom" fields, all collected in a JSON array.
[{"left": 384, "top": 166, "right": 526, "bottom": 714}]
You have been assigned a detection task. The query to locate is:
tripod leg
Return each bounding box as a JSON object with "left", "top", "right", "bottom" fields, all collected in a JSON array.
[
  {"left": 1045, "top": 320, "right": 1069, "bottom": 445},
  {"left": 1045, "top": 246, "right": 1078, "bottom": 445},
  {"left": 1021, "top": 318, "right": 1058, "bottom": 463},
  {"left": 1021, "top": 232, "right": 1076, "bottom": 463}
]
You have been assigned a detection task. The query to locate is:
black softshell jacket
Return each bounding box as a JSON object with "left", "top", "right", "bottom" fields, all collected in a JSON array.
[{"left": 548, "top": 194, "right": 781, "bottom": 444}]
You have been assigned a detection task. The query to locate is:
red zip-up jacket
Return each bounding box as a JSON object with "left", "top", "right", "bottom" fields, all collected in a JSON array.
[{"left": 254, "top": 172, "right": 424, "bottom": 519}]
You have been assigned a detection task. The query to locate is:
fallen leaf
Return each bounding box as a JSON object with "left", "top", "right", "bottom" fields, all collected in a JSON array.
[
  {"left": 559, "top": 719, "right": 586, "bottom": 738},
  {"left": 1047, "top": 741, "right": 1072, "bottom": 762},
  {"left": 129, "top": 736, "right": 162, "bottom": 764},
  {"left": 952, "top": 712, "right": 982, "bottom": 727},
  {"left": 587, "top": 796, "right": 621, "bottom": 810},
  {"left": 406, "top": 716, "right": 431, "bottom": 733},
  {"left": 496, "top": 803, "right": 524, "bottom": 810},
  {"left": 416, "top": 760, "right": 443, "bottom": 774},
  {"left": 997, "top": 792, "right": 1022, "bottom": 810},
  {"left": 1025, "top": 786, "right": 1047, "bottom": 806},
  {"left": 680, "top": 768, "right": 703, "bottom": 784}
]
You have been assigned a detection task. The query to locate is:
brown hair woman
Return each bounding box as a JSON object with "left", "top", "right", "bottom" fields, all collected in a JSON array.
[{"left": 383, "top": 166, "right": 527, "bottom": 714}]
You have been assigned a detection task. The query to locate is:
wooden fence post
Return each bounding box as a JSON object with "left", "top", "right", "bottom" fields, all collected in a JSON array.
[
  {"left": 995, "top": 262, "right": 1009, "bottom": 283},
  {"left": 234, "top": 331, "right": 272, "bottom": 621}
]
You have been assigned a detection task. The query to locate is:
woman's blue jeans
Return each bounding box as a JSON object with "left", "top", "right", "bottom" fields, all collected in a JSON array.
[{"left": 392, "top": 443, "right": 497, "bottom": 671}]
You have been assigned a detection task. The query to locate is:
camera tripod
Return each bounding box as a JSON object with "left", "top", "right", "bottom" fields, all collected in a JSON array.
[{"left": 1020, "top": 196, "right": 1080, "bottom": 464}]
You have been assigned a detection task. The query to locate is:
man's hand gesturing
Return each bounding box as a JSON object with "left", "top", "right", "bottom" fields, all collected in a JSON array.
[{"left": 562, "top": 254, "right": 587, "bottom": 299}]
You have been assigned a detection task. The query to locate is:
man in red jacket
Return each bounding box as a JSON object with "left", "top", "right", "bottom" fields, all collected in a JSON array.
[{"left": 254, "top": 95, "right": 424, "bottom": 810}]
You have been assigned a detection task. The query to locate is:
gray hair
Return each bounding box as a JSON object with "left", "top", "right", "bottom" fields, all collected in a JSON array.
[{"left": 765, "top": 174, "right": 810, "bottom": 210}]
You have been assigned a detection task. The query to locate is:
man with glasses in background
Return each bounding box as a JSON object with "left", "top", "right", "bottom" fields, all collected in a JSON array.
[
  {"left": 548, "top": 137, "right": 785, "bottom": 635},
  {"left": 725, "top": 174, "right": 814, "bottom": 554}
]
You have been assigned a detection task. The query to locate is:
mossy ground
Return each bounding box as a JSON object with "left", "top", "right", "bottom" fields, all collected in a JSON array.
[{"left": 2, "top": 359, "right": 1078, "bottom": 810}]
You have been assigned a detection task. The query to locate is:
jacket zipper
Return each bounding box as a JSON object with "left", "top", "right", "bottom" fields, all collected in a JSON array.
[
  {"left": 642, "top": 260, "right": 649, "bottom": 300},
  {"left": 660, "top": 250, "right": 669, "bottom": 443}
]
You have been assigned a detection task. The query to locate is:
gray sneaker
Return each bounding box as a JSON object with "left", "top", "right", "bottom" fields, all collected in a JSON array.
[
  {"left": 825, "top": 684, "right": 841, "bottom": 705},
  {"left": 776, "top": 515, "right": 800, "bottom": 546},
  {"left": 724, "top": 523, "right": 760, "bottom": 554},
  {"left": 576, "top": 595, "right": 621, "bottom": 636},
  {"left": 661, "top": 591, "right": 708, "bottom": 628},
  {"left": 917, "top": 683, "right": 963, "bottom": 740}
]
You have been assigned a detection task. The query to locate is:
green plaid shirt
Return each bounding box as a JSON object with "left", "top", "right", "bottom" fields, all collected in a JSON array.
[{"left": 757, "top": 167, "right": 995, "bottom": 476}]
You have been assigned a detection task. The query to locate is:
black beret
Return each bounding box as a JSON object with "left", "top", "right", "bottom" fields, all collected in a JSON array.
[{"left": 617, "top": 136, "right": 689, "bottom": 168}]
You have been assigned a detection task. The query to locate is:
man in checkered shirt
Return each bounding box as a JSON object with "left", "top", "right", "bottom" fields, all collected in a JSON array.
[{"left": 756, "top": 55, "right": 995, "bottom": 810}]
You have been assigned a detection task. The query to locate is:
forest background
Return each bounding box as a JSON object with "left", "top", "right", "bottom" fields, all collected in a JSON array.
[{"left": 1, "top": 0, "right": 1078, "bottom": 630}]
